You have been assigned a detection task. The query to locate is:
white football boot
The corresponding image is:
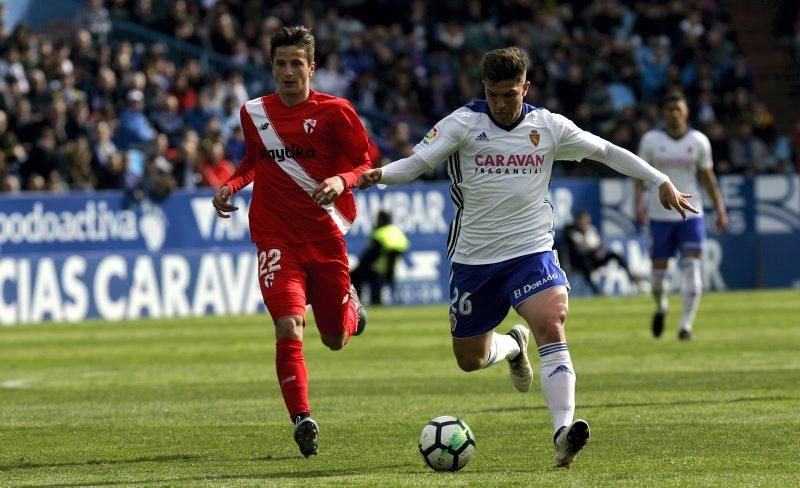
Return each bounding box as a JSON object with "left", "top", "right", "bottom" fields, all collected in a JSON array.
[
  {"left": 507, "top": 324, "right": 533, "bottom": 392},
  {"left": 554, "top": 419, "right": 591, "bottom": 467}
]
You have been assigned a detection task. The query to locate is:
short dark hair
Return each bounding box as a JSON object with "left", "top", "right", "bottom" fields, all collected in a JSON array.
[
  {"left": 482, "top": 47, "right": 528, "bottom": 83},
  {"left": 662, "top": 89, "right": 687, "bottom": 107},
  {"left": 270, "top": 25, "right": 315, "bottom": 64}
]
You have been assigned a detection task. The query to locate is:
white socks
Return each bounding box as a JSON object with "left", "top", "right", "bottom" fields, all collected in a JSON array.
[
  {"left": 679, "top": 257, "right": 702, "bottom": 332},
  {"left": 481, "top": 332, "right": 521, "bottom": 368},
  {"left": 651, "top": 268, "right": 668, "bottom": 314},
  {"left": 538, "top": 342, "right": 575, "bottom": 433}
]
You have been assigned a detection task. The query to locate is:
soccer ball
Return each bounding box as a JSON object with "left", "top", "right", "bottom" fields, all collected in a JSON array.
[{"left": 418, "top": 416, "right": 476, "bottom": 471}]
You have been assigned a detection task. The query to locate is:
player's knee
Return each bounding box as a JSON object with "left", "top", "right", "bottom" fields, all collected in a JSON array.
[
  {"left": 454, "top": 353, "right": 483, "bottom": 372},
  {"left": 543, "top": 297, "right": 568, "bottom": 328},
  {"left": 321, "top": 334, "right": 346, "bottom": 350},
  {"left": 275, "top": 315, "right": 304, "bottom": 340},
  {"left": 555, "top": 306, "right": 567, "bottom": 327}
]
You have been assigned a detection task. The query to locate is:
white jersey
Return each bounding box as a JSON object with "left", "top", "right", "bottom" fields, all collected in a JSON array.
[
  {"left": 413, "top": 101, "right": 607, "bottom": 265},
  {"left": 637, "top": 128, "right": 712, "bottom": 221}
]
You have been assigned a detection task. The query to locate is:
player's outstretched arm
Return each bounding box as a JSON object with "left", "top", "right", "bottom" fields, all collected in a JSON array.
[
  {"left": 587, "top": 141, "right": 698, "bottom": 217},
  {"left": 358, "top": 153, "right": 436, "bottom": 189},
  {"left": 657, "top": 181, "right": 698, "bottom": 220},
  {"left": 212, "top": 185, "right": 238, "bottom": 218}
]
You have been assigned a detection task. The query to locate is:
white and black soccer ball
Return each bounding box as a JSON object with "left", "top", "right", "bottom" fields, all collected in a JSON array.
[{"left": 418, "top": 416, "right": 476, "bottom": 471}]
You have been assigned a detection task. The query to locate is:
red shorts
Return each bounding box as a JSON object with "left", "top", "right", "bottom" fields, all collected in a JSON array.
[{"left": 256, "top": 235, "right": 352, "bottom": 336}]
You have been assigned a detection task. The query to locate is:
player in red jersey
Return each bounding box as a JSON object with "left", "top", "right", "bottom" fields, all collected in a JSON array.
[{"left": 211, "top": 26, "right": 372, "bottom": 458}]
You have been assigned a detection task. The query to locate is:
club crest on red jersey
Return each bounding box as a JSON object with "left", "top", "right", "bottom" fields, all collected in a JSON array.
[
  {"left": 303, "top": 118, "right": 317, "bottom": 134},
  {"left": 529, "top": 129, "right": 540, "bottom": 147}
]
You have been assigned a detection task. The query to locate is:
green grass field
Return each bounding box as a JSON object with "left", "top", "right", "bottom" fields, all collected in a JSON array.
[{"left": 2, "top": 289, "right": 799, "bottom": 487}]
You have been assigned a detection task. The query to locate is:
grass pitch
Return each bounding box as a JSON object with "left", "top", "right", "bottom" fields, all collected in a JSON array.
[{"left": 1, "top": 289, "right": 799, "bottom": 487}]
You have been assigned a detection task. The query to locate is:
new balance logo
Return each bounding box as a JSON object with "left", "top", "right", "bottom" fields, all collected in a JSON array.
[
  {"left": 259, "top": 122, "right": 270, "bottom": 131},
  {"left": 548, "top": 364, "right": 572, "bottom": 377},
  {"left": 475, "top": 132, "right": 489, "bottom": 141}
]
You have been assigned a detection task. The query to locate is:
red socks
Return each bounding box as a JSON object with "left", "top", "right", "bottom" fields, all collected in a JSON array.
[{"left": 275, "top": 339, "right": 309, "bottom": 419}]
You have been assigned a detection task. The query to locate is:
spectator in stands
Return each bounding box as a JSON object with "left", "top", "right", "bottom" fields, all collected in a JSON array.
[
  {"left": 138, "top": 153, "right": 177, "bottom": 201},
  {"left": 225, "top": 125, "right": 246, "bottom": 164},
  {"left": 0, "top": 0, "right": 790, "bottom": 194},
  {"left": 1, "top": 173, "right": 20, "bottom": 193},
  {"left": 169, "top": 71, "right": 197, "bottom": 112},
  {"left": 132, "top": 0, "right": 162, "bottom": 31},
  {"left": 312, "top": 52, "right": 351, "bottom": 98},
  {"left": 707, "top": 122, "right": 732, "bottom": 174},
  {"left": 565, "top": 210, "right": 637, "bottom": 295},
  {"left": 26, "top": 172, "right": 47, "bottom": 192},
  {"left": 752, "top": 101, "right": 777, "bottom": 145},
  {"left": 151, "top": 94, "right": 184, "bottom": 144},
  {"left": 64, "top": 136, "right": 97, "bottom": 190},
  {"left": 75, "top": 0, "right": 111, "bottom": 43},
  {"left": 729, "top": 123, "right": 772, "bottom": 175},
  {"left": 116, "top": 89, "right": 155, "bottom": 149},
  {"left": 198, "top": 140, "right": 235, "bottom": 188},
  {"left": 172, "top": 130, "right": 201, "bottom": 189},
  {"left": 88, "top": 66, "right": 119, "bottom": 114},
  {"left": 21, "top": 127, "right": 62, "bottom": 189},
  {"left": 0, "top": 109, "right": 26, "bottom": 167},
  {"left": 183, "top": 92, "right": 220, "bottom": 134},
  {"left": 91, "top": 120, "right": 118, "bottom": 168},
  {"left": 96, "top": 152, "right": 127, "bottom": 190}
]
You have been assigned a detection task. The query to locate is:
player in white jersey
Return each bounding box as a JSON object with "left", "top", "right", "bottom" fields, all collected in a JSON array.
[
  {"left": 358, "top": 48, "right": 698, "bottom": 467},
  {"left": 636, "top": 90, "right": 728, "bottom": 341}
]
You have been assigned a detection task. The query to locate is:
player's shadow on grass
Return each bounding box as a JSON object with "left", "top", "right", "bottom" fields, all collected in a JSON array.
[
  {"left": 18, "top": 465, "right": 409, "bottom": 488},
  {"left": 3, "top": 453, "right": 299, "bottom": 475},
  {"left": 471, "top": 394, "right": 798, "bottom": 414}
]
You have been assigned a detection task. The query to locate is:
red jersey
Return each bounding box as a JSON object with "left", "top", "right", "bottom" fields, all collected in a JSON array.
[{"left": 225, "top": 90, "right": 372, "bottom": 243}]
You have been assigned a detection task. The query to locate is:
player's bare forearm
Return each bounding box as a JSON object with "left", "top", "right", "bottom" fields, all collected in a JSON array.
[
  {"left": 658, "top": 181, "right": 698, "bottom": 220},
  {"left": 701, "top": 169, "right": 728, "bottom": 231},
  {"left": 634, "top": 180, "right": 647, "bottom": 223}
]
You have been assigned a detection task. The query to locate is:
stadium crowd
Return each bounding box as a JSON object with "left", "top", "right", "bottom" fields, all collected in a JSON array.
[{"left": 0, "top": 0, "right": 798, "bottom": 195}]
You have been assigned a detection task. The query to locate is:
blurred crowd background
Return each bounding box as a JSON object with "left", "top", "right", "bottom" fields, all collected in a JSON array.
[{"left": 1, "top": 0, "right": 799, "bottom": 198}]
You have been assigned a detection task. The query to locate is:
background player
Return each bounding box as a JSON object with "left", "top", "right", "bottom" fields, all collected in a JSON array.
[
  {"left": 212, "top": 26, "right": 372, "bottom": 458},
  {"left": 358, "top": 47, "right": 697, "bottom": 467},
  {"left": 636, "top": 90, "right": 728, "bottom": 341}
]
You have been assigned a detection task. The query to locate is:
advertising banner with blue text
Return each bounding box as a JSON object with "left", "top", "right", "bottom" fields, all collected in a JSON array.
[{"left": 1, "top": 175, "right": 797, "bottom": 324}]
